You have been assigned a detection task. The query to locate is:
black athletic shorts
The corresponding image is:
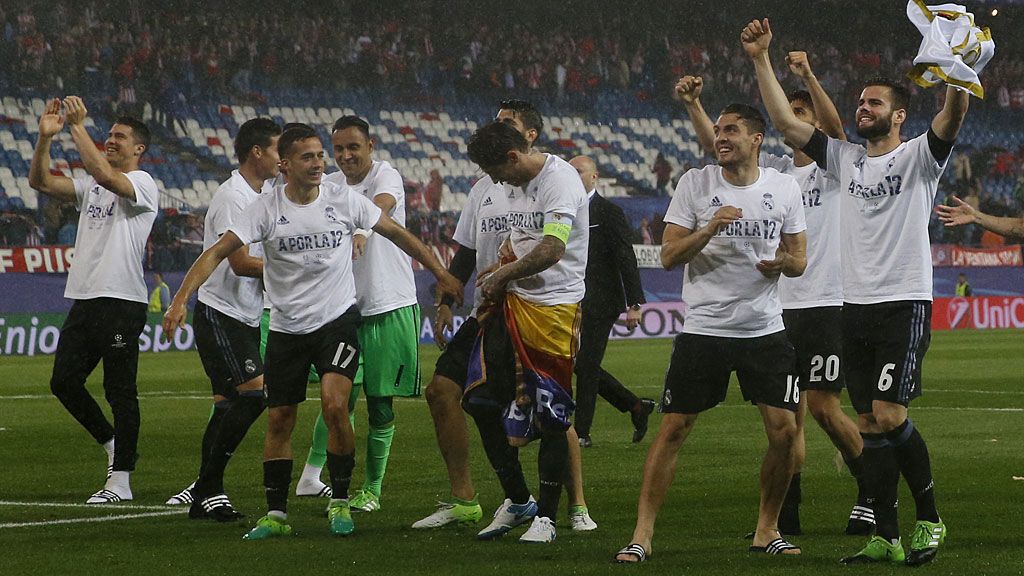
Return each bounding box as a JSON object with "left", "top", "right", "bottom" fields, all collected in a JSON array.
[
  {"left": 263, "top": 307, "right": 362, "bottom": 407},
  {"left": 193, "top": 300, "right": 264, "bottom": 397},
  {"left": 783, "top": 306, "right": 844, "bottom": 392},
  {"left": 842, "top": 301, "right": 931, "bottom": 414},
  {"left": 433, "top": 316, "right": 480, "bottom": 386},
  {"left": 661, "top": 331, "right": 799, "bottom": 414}
]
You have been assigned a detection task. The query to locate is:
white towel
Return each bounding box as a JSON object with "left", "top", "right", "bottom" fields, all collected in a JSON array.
[{"left": 906, "top": 0, "right": 995, "bottom": 98}]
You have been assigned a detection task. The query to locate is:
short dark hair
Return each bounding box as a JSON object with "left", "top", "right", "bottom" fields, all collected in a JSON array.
[
  {"left": 278, "top": 125, "right": 320, "bottom": 158},
  {"left": 863, "top": 77, "right": 911, "bottom": 112},
  {"left": 718, "top": 103, "right": 766, "bottom": 135},
  {"left": 787, "top": 89, "right": 815, "bottom": 112},
  {"left": 467, "top": 121, "right": 530, "bottom": 168},
  {"left": 498, "top": 99, "right": 543, "bottom": 134},
  {"left": 282, "top": 122, "right": 313, "bottom": 132},
  {"left": 234, "top": 118, "right": 281, "bottom": 164},
  {"left": 332, "top": 115, "right": 371, "bottom": 139},
  {"left": 114, "top": 116, "right": 150, "bottom": 155}
]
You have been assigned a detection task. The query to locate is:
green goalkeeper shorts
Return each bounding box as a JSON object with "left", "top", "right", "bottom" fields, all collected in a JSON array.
[{"left": 355, "top": 304, "right": 421, "bottom": 397}]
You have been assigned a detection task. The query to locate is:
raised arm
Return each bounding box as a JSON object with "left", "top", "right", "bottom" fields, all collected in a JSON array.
[
  {"left": 931, "top": 86, "right": 970, "bottom": 143},
  {"left": 674, "top": 76, "right": 716, "bottom": 154},
  {"left": 28, "top": 98, "right": 77, "bottom": 202},
  {"left": 372, "top": 214, "right": 464, "bottom": 305},
  {"left": 64, "top": 96, "right": 140, "bottom": 201},
  {"left": 787, "top": 51, "right": 846, "bottom": 140},
  {"left": 163, "top": 231, "right": 245, "bottom": 333},
  {"left": 936, "top": 196, "right": 1024, "bottom": 240},
  {"left": 742, "top": 19, "right": 815, "bottom": 149},
  {"left": 660, "top": 206, "right": 742, "bottom": 270}
]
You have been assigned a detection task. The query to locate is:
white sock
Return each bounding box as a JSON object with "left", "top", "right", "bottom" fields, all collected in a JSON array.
[
  {"left": 268, "top": 510, "right": 287, "bottom": 521},
  {"left": 103, "top": 439, "right": 115, "bottom": 465},
  {"left": 299, "top": 463, "right": 325, "bottom": 485}
]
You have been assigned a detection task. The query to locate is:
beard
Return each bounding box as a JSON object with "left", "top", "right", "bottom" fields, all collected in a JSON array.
[{"left": 855, "top": 114, "right": 893, "bottom": 140}]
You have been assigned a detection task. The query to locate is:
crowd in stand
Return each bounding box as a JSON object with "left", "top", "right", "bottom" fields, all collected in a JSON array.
[{"left": 1, "top": 0, "right": 1022, "bottom": 258}]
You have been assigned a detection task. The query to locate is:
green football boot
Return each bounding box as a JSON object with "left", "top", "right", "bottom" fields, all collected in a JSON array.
[
  {"left": 328, "top": 500, "right": 355, "bottom": 536},
  {"left": 243, "top": 515, "right": 293, "bottom": 540},
  {"left": 906, "top": 519, "right": 947, "bottom": 566},
  {"left": 840, "top": 536, "right": 905, "bottom": 564}
]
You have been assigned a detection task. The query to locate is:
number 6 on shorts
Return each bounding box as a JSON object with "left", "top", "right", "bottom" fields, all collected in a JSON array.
[{"left": 877, "top": 363, "right": 896, "bottom": 392}]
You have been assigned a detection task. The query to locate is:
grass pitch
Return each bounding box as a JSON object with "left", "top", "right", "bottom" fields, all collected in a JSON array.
[{"left": 1, "top": 330, "right": 1022, "bottom": 575}]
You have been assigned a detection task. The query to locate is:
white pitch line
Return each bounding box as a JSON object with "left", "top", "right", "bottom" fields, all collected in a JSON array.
[
  {"left": 0, "top": 509, "right": 185, "bottom": 529},
  {"left": 0, "top": 500, "right": 179, "bottom": 510}
]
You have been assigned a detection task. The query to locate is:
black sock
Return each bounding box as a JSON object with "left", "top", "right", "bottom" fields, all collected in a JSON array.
[
  {"left": 195, "top": 393, "right": 264, "bottom": 497},
  {"left": 885, "top": 419, "right": 939, "bottom": 523},
  {"left": 861, "top": 433, "right": 900, "bottom": 541},
  {"left": 469, "top": 405, "right": 531, "bottom": 504},
  {"left": 844, "top": 453, "right": 869, "bottom": 503},
  {"left": 263, "top": 459, "right": 292, "bottom": 514},
  {"left": 537, "top": 428, "right": 568, "bottom": 521},
  {"left": 198, "top": 401, "right": 231, "bottom": 479},
  {"left": 783, "top": 473, "right": 802, "bottom": 509},
  {"left": 326, "top": 451, "right": 355, "bottom": 501}
]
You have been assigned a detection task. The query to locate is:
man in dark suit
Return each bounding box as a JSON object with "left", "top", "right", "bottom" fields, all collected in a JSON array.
[{"left": 569, "top": 156, "right": 655, "bottom": 447}]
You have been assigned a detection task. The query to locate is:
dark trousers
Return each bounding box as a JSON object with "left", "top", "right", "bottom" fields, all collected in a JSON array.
[
  {"left": 572, "top": 306, "right": 640, "bottom": 437},
  {"left": 50, "top": 298, "right": 147, "bottom": 471}
]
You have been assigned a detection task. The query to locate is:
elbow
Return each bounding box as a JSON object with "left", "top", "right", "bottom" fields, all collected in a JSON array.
[{"left": 783, "top": 259, "right": 807, "bottom": 278}]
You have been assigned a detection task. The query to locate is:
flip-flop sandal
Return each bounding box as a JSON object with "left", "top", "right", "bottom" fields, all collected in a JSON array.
[
  {"left": 749, "top": 537, "right": 801, "bottom": 555},
  {"left": 614, "top": 543, "right": 649, "bottom": 563}
]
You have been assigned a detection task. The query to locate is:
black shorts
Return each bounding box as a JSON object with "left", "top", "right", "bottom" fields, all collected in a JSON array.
[
  {"left": 433, "top": 316, "right": 480, "bottom": 386},
  {"left": 193, "top": 301, "right": 264, "bottom": 397},
  {"left": 783, "top": 307, "right": 844, "bottom": 392},
  {"left": 843, "top": 301, "right": 932, "bottom": 414},
  {"left": 661, "top": 331, "right": 799, "bottom": 414},
  {"left": 263, "top": 307, "right": 362, "bottom": 408}
]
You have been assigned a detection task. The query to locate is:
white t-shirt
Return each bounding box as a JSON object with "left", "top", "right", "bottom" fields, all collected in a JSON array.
[
  {"left": 760, "top": 152, "right": 843, "bottom": 309},
  {"left": 228, "top": 181, "right": 382, "bottom": 334},
  {"left": 505, "top": 154, "right": 589, "bottom": 306},
  {"left": 198, "top": 170, "right": 265, "bottom": 327},
  {"left": 664, "top": 165, "right": 806, "bottom": 338},
  {"left": 453, "top": 177, "right": 510, "bottom": 315},
  {"left": 823, "top": 134, "right": 946, "bottom": 304},
  {"left": 65, "top": 171, "right": 158, "bottom": 304},
  {"left": 323, "top": 160, "right": 416, "bottom": 316}
]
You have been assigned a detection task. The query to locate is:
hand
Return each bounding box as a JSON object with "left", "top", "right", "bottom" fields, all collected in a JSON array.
[
  {"left": 38, "top": 98, "right": 65, "bottom": 138},
  {"left": 352, "top": 233, "right": 367, "bottom": 260},
  {"left": 162, "top": 301, "right": 187, "bottom": 336},
  {"left": 62, "top": 96, "right": 89, "bottom": 126},
  {"left": 673, "top": 76, "right": 703, "bottom": 104},
  {"left": 786, "top": 51, "right": 813, "bottom": 79},
  {"left": 497, "top": 237, "right": 515, "bottom": 263},
  {"left": 434, "top": 304, "right": 454, "bottom": 349},
  {"left": 476, "top": 266, "right": 508, "bottom": 305},
  {"left": 740, "top": 18, "right": 772, "bottom": 59},
  {"left": 935, "top": 196, "right": 978, "bottom": 227},
  {"left": 624, "top": 307, "right": 642, "bottom": 331},
  {"left": 756, "top": 251, "right": 787, "bottom": 278},
  {"left": 435, "top": 271, "right": 464, "bottom": 307},
  {"left": 708, "top": 206, "right": 743, "bottom": 235}
]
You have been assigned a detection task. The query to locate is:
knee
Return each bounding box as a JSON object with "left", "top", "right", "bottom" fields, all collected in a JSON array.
[
  {"left": 660, "top": 415, "right": 695, "bottom": 447},
  {"left": 266, "top": 408, "right": 296, "bottom": 437},
  {"left": 765, "top": 418, "right": 799, "bottom": 448},
  {"left": 425, "top": 377, "right": 460, "bottom": 408}
]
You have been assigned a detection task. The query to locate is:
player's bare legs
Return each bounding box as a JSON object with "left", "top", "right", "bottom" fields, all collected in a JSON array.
[{"left": 615, "top": 413, "right": 697, "bottom": 562}]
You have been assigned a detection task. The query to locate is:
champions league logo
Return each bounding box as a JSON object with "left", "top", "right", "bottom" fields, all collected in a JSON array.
[{"left": 112, "top": 333, "right": 127, "bottom": 349}]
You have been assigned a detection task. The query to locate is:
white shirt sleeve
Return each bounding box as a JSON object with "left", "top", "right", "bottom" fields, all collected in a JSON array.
[
  {"left": 664, "top": 172, "right": 698, "bottom": 229},
  {"left": 909, "top": 132, "right": 946, "bottom": 180},
  {"left": 228, "top": 198, "right": 270, "bottom": 245},
  {"left": 453, "top": 182, "right": 483, "bottom": 250},
  {"left": 825, "top": 137, "right": 863, "bottom": 181},
  {"left": 72, "top": 177, "right": 90, "bottom": 207},
  {"left": 351, "top": 192, "right": 384, "bottom": 231},
  {"left": 537, "top": 170, "right": 582, "bottom": 220},
  {"left": 370, "top": 165, "right": 405, "bottom": 214},
  {"left": 126, "top": 171, "right": 158, "bottom": 213},
  {"left": 781, "top": 178, "right": 808, "bottom": 234}
]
